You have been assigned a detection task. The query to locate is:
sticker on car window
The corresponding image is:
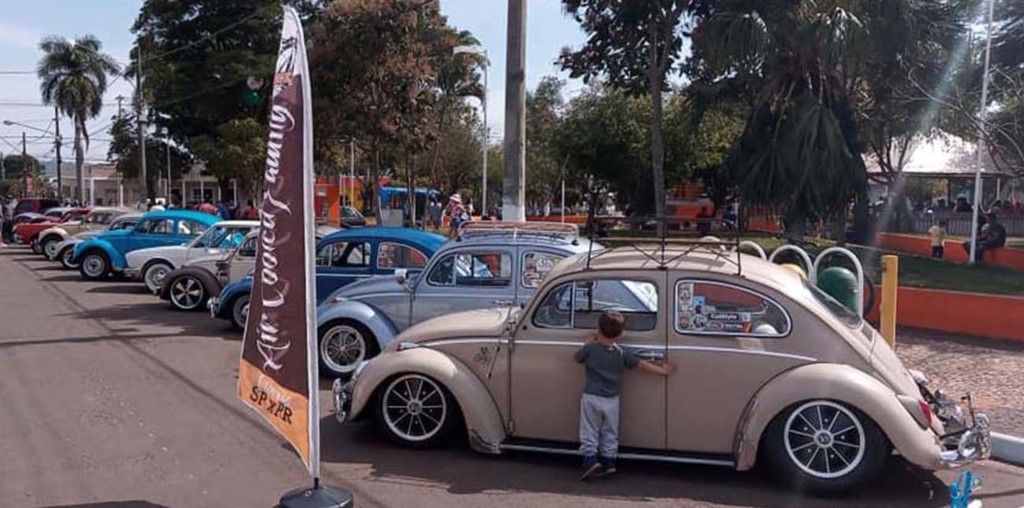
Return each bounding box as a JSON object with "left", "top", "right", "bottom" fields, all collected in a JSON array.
[{"left": 522, "top": 252, "right": 563, "bottom": 288}]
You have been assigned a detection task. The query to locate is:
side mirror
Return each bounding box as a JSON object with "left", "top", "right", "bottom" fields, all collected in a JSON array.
[{"left": 395, "top": 268, "right": 409, "bottom": 285}]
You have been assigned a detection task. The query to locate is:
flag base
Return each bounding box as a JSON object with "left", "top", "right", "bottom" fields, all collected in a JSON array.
[{"left": 278, "top": 484, "right": 353, "bottom": 508}]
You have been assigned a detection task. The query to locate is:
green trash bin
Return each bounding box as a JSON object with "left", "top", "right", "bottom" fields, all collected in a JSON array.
[{"left": 817, "top": 266, "right": 859, "bottom": 314}]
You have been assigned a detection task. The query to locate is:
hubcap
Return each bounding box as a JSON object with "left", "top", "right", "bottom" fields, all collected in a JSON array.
[
  {"left": 383, "top": 375, "right": 447, "bottom": 442},
  {"left": 44, "top": 240, "right": 59, "bottom": 259},
  {"left": 233, "top": 298, "right": 250, "bottom": 329},
  {"left": 170, "top": 277, "right": 204, "bottom": 309},
  {"left": 83, "top": 256, "right": 105, "bottom": 277},
  {"left": 62, "top": 249, "right": 77, "bottom": 268},
  {"left": 320, "top": 325, "right": 366, "bottom": 374},
  {"left": 784, "top": 401, "right": 865, "bottom": 479},
  {"left": 146, "top": 264, "right": 171, "bottom": 291}
]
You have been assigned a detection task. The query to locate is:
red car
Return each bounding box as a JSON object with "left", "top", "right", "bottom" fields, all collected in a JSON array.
[{"left": 14, "top": 207, "right": 91, "bottom": 254}]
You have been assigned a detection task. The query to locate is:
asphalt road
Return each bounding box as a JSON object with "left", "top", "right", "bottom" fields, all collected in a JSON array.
[{"left": 1, "top": 247, "right": 1023, "bottom": 508}]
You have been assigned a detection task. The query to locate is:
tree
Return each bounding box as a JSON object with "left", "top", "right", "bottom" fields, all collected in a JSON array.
[
  {"left": 189, "top": 118, "right": 267, "bottom": 202},
  {"left": 560, "top": 1, "right": 692, "bottom": 233},
  {"left": 107, "top": 115, "right": 192, "bottom": 194},
  {"left": 1, "top": 154, "right": 41, "bottom": 180},
  {"left": 37, "top": 35, "right": 120, "bottom": 203},
  {"left": 310, "top": 0, "right": 474, "bottom": 221},
  {"left": 525, "top": 76, "right": 567, "bottom": 209}
]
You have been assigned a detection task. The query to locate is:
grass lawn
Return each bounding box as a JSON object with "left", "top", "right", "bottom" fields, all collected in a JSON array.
[{"left": 603, "top": 229, "right": 1024, "bottom": 296}]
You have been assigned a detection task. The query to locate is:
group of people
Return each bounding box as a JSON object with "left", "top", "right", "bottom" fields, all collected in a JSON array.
[
  {"left": 144, "top": 197, "right": 260, "bottom": 221},
  {"left": 928, "top": 211, "right": 1008, "bottom": 262}
]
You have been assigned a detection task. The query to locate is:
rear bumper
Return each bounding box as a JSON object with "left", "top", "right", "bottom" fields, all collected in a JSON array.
[
  {"left": 208, "top": 296, "right": 221, "bottom": 318},
  {"left": 332, "top": 378, "right": 353, "bottom": 424},
  {"left": 936, "top": 412, "right": 991, "bottom": 468}
]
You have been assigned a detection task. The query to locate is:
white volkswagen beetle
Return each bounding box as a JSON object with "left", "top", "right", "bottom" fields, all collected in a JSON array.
[{"left": 124, "top": 220, "right": 258, "bottom": 293}]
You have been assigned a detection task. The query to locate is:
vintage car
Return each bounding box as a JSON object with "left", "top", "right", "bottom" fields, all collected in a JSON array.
[
  {"left": 14, "top": 207, "right": 91, "bottom": 253},
  {"left": 53, "top": 214, "right": 143, "bottom": 270},
  {"left": 12, "top": 197, "right": 61, "bottom": 216},
  {"left": 209, "top": 227, "right": 445, "bottom": 335},
  {"left": 152, "top": 222, "right": 259, "bottom": 311},
  {"left": 124, "top": 219, "right": 258, "bottom": 294},
  {"left": 37, "top": 207, "right": 133, "bottom": 260},
  {"left": 71, "top": 210, "right": 220, "bottom": 281},
  {"left": 332, "top": 242, "right": 991, "bottom": 494},
  {"left": 315, "top": 222, "right": 595, "bottom": 378}
]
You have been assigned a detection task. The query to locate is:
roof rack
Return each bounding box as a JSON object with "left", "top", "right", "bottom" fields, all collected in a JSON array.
[{"left": 457, "top": 221, "right": 580, "bottom": 244}]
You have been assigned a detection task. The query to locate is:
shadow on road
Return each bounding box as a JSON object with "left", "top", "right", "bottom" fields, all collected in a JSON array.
[
  {"left": 86, "top": 284, "right": 151, "bottom": 296},
  {"left": 318, "top": 417, "right": 950, "bottom": 508},
  {"left": 42, "top": 502, "right": 170, "bottom": 508},
  {"left": 54, "top": 301, "right": 232, "bottom": 339}
]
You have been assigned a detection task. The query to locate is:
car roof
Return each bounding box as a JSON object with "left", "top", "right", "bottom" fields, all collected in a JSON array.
[
  {"left": 210, "top": 220, "right": 260, "bottom": 227},
  {"left": 440, "top": 233, "right": 597, "bottom": 254},
  {"left": 139, "top": 209, "right": 222, "bottom": 226},
  {"left": 322, "top": 227, "right": 446, "bottom": 251},
  {"left": 546, "top": 244, "right": 805, "bottom": 294}
]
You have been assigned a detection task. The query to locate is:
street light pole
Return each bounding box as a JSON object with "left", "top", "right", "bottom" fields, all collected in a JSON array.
[
  {"left": 503, "top": 0, "right": 527, "bottom": 222},
  {"left": 21, "top": 132, "right": 28, "bottom": 197},
  {"left": 54, "top": 105, "right": 62, "bottom": 201},
  {"left": 136, "top": 48, "right": 148, "bottom": 207},
  {"left": 968, "top": 0, "right": 996, "bottom": 265}
]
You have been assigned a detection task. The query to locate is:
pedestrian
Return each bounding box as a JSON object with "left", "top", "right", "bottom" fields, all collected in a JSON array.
[
  {"left": 574, "top": 310, "right": 676, "bottom": 480},
  {"left": 217, "top": 199, "right": 232, "bottom": 220},
  {"left": 241, "top": 200, "right": 259, "bottom": 220},
  {"left": 962, "top": 212, "right": 1005, "bottom": 263},
  {"left": 929, "top": 220, "right": 947, "bottom": 259},
  {"left": 427, "top": 198, "right": 443, "bottom": 230},
  {"left": 446, "top": 194, "right": 468, "bottom": 238},
  {"left": 199, "top": 199, "right": 218, "bottom": 216}
]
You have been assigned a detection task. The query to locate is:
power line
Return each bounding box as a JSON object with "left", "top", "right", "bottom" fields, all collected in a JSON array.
[{"left": 0, "top": 71, "right": 35, "bottom": 75}]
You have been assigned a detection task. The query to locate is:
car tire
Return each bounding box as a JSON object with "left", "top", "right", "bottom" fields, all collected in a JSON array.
[
  {"left": 79, "top": 250, "right": 110, "bottom": 281},
  {"left": 142, "top": 261, "right": 174, "bottom": 293},
  {"left": 317, "top": 319, "right": 379, "bottom": 379},
  {"left": 41, "top": 234, "right": 63, "bottom": 260},
  {"left": 166, "top": 271, "right": 214, "bottom": 311},
  {"left": 230, "top": 294, "right": 250, "bottom": 331},
  {"left": 59, "top": 246, "right": 79, "bottom": 270},
  {"left": 375, "top": 373, "right": 455, "bottom": 449},
  {"left": 761, "top": 400, "right": 888, "bottom": 495},
  {"left": 30, "top": 236, "right": 42, "bottom": 255}
]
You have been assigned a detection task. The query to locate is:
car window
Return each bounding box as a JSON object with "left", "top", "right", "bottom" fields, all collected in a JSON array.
[
  {"left": 136, "top": 219, "right": 175, "bottom": 234},
  {"left": 521, "top": 251, "right": 565, "bottom": 288},
  {"left": 675, "top": 280, "right": 791, "bottom": 337},
  {"left": 377, "top": 242, "right": 428, "bottom": 269},
  {"left": 194, "top": 225, "right": 250, "bottom": 249},
  {"left": 179, "top": 220, "right": 210, "bottom": 236},
  {"left": 113, "top": 219, "right": 137, "bottom": 230},
  {"left": 805, "top": 281, "right": 862, "bottom": 328},
  {"left": 237, "top": 236, "right": 257, "bottom": 258},
  {"left": 316, "top": 241, "right": 371, "bottom": 268},
  {"left": 85, "top": 213, "right": 111, "bottom": 225},
  {"left": 533, "top": 279, "right": 658, "bottom": 331},
  {"left": 426, "top": 251, "right": 512, "bottom": 287}
]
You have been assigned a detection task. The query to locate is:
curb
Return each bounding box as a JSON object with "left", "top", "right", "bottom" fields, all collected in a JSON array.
[{"left": 992, "top": 432, "right": 1024, "bottom": 466}]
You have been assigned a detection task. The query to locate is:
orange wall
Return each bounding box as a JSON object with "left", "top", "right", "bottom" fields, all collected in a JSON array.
[
  {"left": 866, "top": 286, "right": 1024, "bottom": 342},
  {"left": 876, "top": 233, "right": 1024, "bottom": 271}
]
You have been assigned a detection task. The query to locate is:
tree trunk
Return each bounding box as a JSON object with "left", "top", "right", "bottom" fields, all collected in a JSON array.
[
  {"left": 651, "top": 75, "right": 667, "bottom": 237},
  {"left": 74, "top": 117, "right": 84, "bottom": 205},
  {"left": 372, "top": 148, "right": 382, "bottom": 227}
]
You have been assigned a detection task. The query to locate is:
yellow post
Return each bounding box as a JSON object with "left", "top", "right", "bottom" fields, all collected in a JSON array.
[{"left": 880, "top": 255, "right": 899, "bottom": 347}]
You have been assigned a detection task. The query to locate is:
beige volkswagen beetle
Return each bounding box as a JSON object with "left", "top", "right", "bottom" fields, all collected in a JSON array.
[{"left": 333, "top": 243, "right": 990, "bottom": 494}]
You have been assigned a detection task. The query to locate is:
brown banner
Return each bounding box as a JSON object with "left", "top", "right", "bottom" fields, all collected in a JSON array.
[{"left": 237, "top": 6, "right": 319, "bottom": 476}]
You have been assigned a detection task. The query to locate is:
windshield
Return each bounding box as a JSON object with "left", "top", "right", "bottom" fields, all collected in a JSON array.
[
  {"left": 192, "top": 225, "right": 249, "bottom": 249},
  {"left": 805, "top": 281, "right": 862, "bottom": 328}
]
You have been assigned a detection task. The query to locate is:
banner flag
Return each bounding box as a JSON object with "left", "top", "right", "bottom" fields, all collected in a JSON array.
[{"left": 237, "top": 5, "right": 320, "bottom": 478}]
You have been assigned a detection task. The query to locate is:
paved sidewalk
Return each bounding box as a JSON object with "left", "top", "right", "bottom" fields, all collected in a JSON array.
[{"left": 897, "top": 328, "right": 1024, "bottom": 435}]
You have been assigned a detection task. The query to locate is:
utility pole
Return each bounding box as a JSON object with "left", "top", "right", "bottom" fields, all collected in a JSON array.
[
  {"left": 54, "top": 105, "right": 62, "bottom": 201},
  {"left": 21, "top": 132, "right": 28, "bottom": 197},
  {"left": 502, "top": 0, "right": 526, "bottom": 222},
  {"left": 136, "top": 48, "right": 148, "bottom": 206},
  {"left": 115, "top": 95, "right": 125, "bottom": 119}
]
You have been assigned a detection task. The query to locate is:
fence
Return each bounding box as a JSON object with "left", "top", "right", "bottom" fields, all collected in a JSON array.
[{"left": 910, "top": 211, "right": 1024, "bottom": 236}]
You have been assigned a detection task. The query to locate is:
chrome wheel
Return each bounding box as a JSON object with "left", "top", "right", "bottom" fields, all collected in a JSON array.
[
  {"left": 81, "top": 254, "right": 107, "bottom": 279},
  {"left": 784, "top": 401, "right": 865, "bottom": 479},
  {"left": 320, "top": 324, "right": 366, "bottom": 375},
  {"left": 61, "top": 247, "right": 79, "bottom": 269},
  {"left": 232, "top": 296, "right": 250, "bottom": 331},
  {"left": 382, "top": 375, "right": 448, "bottom": 443},
  {"left": 144, "top": 263, "right": 172, "bottom": 293},
  {"left": 43, "top": 238, "right": 60, "bottom": 259},
  {"left": 169, "top": 276, "right": 206, "bottom": 310}
]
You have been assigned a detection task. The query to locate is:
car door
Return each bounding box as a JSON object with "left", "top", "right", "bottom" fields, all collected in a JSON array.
[
  {"left": 315, "top": 239, "right": 373, "bottom": 303},
  {"left": 665, "top": 277, "right": 806, "bottom": 454},
  {"left": 409, "top": 248, "right": 516, "bottom": 330},
  {"left": 129, "top": 218, "right": 177, "bottom": 251},
  {"left": 509, "top": 275, "right": 666, "bottom": 450},
  {"left": 228, "top": 235, "right": 258, "bottom": 282}
]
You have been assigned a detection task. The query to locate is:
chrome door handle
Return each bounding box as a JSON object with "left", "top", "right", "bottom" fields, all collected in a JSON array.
[
  {"left": 491, "top": 299, "right": 514, "bottom": 306},
  {"left": 632, "top": 349, "right": 664, "bottom": 361}
]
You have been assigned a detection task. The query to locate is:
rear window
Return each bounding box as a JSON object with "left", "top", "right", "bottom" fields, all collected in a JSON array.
[
  {"left": 675, "top": 280, "right": 791, "bottom": 337},
  {"left": 805, "top": 281, "right": 863, "bottom": 328}
]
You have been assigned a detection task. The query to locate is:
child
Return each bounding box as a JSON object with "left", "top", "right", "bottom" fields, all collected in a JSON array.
[
  {"left": 928, "top": 220, "right": 947, "bottom": 258},
  {"left": 574, "top": 310, "right": 676, "bottom": 480}
]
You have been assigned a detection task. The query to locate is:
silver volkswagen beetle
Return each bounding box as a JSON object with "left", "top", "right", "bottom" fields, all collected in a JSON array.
[{"left": 316, "top": 222, "right": 599, "bottom": 378}]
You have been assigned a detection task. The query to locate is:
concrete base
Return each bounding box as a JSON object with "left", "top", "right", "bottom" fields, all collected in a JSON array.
[
  {"left": 992, "top": 432, "right": 1024, "bottom": 467},
  {"left": 278, "top": 484, "right": 353, "bottom": 508}
]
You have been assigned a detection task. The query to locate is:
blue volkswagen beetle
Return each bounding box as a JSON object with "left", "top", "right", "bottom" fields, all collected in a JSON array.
[
  {"left": 72, "top": 210, "right": 221, "bottom": 281},
  {"left": 209, "top": 227, "right": 446, "bottom": 332}
]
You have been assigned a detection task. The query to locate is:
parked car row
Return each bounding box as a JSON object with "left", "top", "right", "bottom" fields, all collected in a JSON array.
[{"left": 15, "top": 210, "right": 992, "bottom": 495}]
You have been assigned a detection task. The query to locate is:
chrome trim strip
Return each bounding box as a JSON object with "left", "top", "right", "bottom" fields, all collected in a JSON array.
[
  {"left": 498, "top": 443, "right": 734, "bottom": 467},
  {"left": 669, "top": 345, "right": 815, "bottom": 362},
  {"left": 423, "top": 338, "right": 506, "bottom": 347}
]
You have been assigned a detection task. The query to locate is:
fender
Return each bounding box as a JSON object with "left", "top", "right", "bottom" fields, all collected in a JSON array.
[
  {"left": 72, "top": 238, "right": 128, "bottom": 270},
  {"left": 349, "top": 347, "right": 506, "bottom": 454},
  {"left": 734, "top": 363, "right": 942, "bottom": 471},
  {"left": 317, "top": 300, "right": 399, "bottom": 352},
  {"left": 38, "top": 226, "right": 69, "bottom": 242},
  {"left": 160, "top": 266, "right": 222, "bottom": 301}
]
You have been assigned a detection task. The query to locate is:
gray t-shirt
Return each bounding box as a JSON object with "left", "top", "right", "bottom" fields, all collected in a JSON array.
[{"left": 574, "top": 342, "right": 640, "bottom": 397}]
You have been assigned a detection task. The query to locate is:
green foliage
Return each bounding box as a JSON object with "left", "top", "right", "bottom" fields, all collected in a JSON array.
[
  {"left": 525, "top": 76, "right": 567, "bottom": 206},
  {"left": 1, "top": 154, "right": 41, "bottom": 180},
  {"left": 107, "top": 115, "right": 193, "bottom": 185},
  {"left": 189, "top": 118, "right": 266, "bottom": 197}
]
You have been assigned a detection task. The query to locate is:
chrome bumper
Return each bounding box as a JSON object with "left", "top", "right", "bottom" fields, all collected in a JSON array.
[
  {"left": 207, "top": 296, "right": 220, "bottom": 318},
  {"left": 124, "top": 268, "right": 140, "bottom": 279},
  {"left": 332, "top": 378, "right": 352, "bottom": 424}
]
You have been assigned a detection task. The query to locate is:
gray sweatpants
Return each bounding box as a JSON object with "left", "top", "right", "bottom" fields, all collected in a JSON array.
[{"left": 579, "top": 393, "right": 620, "bottom": 458}]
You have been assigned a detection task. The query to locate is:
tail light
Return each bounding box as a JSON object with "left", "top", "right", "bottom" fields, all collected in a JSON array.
[{"left": 918, "top": 399, "right": 933, "bottom": 427}]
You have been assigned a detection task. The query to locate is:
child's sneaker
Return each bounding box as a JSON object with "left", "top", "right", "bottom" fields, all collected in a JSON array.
[
  {"left": 597, "top": 457, "right": 617, "bottom": 477},
  {"left": 580, "top": 455, "right": 602, "bottom": 481}
]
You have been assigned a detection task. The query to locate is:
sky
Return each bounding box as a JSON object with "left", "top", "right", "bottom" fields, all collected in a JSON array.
[{"left": 0, "top": 0, "right": 586, "bottom": 166}]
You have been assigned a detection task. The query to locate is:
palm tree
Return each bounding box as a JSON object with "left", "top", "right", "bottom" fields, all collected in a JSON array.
[{"left": 37, "top": 35, "right": 120, "bottom": 203}]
